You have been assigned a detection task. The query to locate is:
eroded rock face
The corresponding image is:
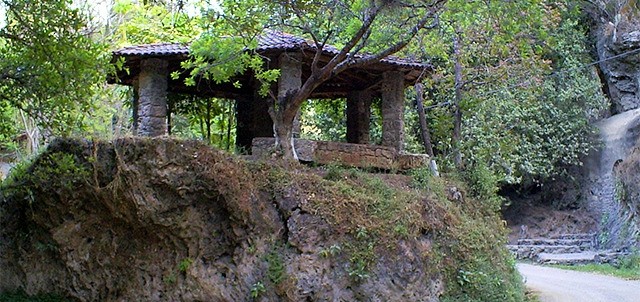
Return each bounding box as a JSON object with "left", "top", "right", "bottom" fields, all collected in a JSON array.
[
  {"left": 0, "top": 138, "right": 442, "bottom": 301},
  {"left": 597, "top": 9, "right": 640, "bottom": 113},
  {"left": 612, "top": 145, "right": 640, "bottom": 249}
]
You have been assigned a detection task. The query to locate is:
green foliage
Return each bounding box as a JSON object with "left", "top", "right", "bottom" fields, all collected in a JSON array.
[
  {"left": 0, "top": 0, "right": 107, "bottom": 138},
  {"left": 170, "top": 95, "right": 236, "bottom": 150},
  {"left": 438, "top": 202, "right": 525, "bottom": 302},
  {"left": 407, "top": 170, "right": 525, "bottom": 302},
  {"left": 0, "top": 102, "right": 18, "bottom": 150},
  {"left": 620, "top": 252, "right": 640, "bottom": 271},
  {"left": 1, "top": 151, "right": 90, "bottom": 206},
  {"left": 614, "top": 177, "right": 626, "bottom": 203},
  {"left": 316, "top": 166, "right": 422, "bottom": 241},
  {"left": 300, "top": 99, "right": 347, "bottom": 142},
  {"left": 249, "top": 281, "right": 266, "bottom": 299},
  {"left": 178, "top": 257, "right": 193, "bottom": 272},
  {"left": 322, "top": 163, "right": 354, "bottom": 181},
  {"left": 409, "top": 166, "right": 438, "bottom": 190},
  {"left": 111, "top": 0, "right": 201, "bottom": 46},
  {"left": 163, "top": 272, "right": 177, "bottom": 285},
  {"left": 318, "top": 244, "right": 342, "bottom": 258},
  {"left": 345, "top": 226, "right": 376, "bottom": 281},
  {"left": 420, "top": 0, "right": 607, "bottom": 186},
  {"left": 265, "top": 248, "right": 286, "bottom": 285},
  {"left": 182, "top": 0, "right": 276, "bottom": 95},
  {"left": 462, "top": 164, "right": 505, "bottom": 212}
]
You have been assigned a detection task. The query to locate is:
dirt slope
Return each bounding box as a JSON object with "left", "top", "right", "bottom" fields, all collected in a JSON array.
[{"left": 0, "top": 137, "right": 524, "bottom": 301}]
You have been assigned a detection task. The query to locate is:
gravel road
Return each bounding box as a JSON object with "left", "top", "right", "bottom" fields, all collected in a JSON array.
[{"left": 517, "top": 263, "right": 640, "bottom": 302}]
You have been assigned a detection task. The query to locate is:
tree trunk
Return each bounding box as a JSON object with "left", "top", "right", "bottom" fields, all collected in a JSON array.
[
  {"left": 272, "top": 108, "right": 298, "bottom": 161},
  {"left": 415, "top": 83, "right": 434, "bottom": 157},
  {"left": 452, "top": 30, "right": 463, "bottom": 168},
  {"left": 272, "top": 52, "right": 302, "bottom": 161}
]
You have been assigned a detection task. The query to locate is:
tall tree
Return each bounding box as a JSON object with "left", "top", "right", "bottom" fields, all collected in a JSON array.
[
  {"left": 187, "top": 0, "right": 446, "bottom": 160},
  {"left": 419, "top": 0, "right": 608, "bottom": 184},
  {"left": 0, "top": 0, "right": 106, "bottom": 144}
]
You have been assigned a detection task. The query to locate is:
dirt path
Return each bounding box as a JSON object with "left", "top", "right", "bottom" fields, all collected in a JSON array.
[{"left": 517, "top": 263, "right": 640, "bottom": 302}]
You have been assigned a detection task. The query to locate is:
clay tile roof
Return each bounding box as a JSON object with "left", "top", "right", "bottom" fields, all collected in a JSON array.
[
  {"left": 113, "top": 42, "right": 189, "bottom": 57},
  {"left": 257, "top": 30, "right": 307, "bottom": 51},
  {"left": 112, "top": 30, "right": 427, "bottom": 69}
]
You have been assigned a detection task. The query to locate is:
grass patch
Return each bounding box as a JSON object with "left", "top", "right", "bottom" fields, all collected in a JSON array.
[
  {"left": 554, "top": 263, "right": 640, "bottom": 280},
  {"left": 555, "top": 252, "right": 640, "bottom": 280}
]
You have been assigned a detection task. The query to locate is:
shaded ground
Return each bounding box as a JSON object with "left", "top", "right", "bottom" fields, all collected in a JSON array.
[
  {"left": 517, "top": 263, "right": 640, "bottom": 302},
  {"left": 504, "top": 202, "right": 598, "bottom": 244}
]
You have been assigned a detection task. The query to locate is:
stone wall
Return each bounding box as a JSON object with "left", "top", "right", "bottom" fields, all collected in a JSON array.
[{"left": 251, "top": 137, "right": 428, "bottom": 170}]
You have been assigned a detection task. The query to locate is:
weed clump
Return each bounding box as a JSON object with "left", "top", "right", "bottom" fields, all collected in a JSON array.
[{"left": 411, "top": 168, "right": 525, "bottom": 302}]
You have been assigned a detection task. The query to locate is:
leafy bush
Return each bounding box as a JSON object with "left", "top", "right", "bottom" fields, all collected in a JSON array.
[
  {"left": 409, "top": 170, "right": 525, "bottom": 302},
  {"left": 462, "top": 164, "right": 505, "bottom": 211}
]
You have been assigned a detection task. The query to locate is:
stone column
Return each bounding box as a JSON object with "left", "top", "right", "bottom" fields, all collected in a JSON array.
[
  {"left": 132, "top": 79, "right": 140, "bottom": 134},
  {"left": 137, "top": 58, "right": 168, "bottom": 137},
  {"left": 346, "top": 90, "right": 372, "bottom": 144},
  {"left": 381, "top": 71, "right": 405, "bottom": 150},
  {"left": 278, "top": 52, "right": 303, "bottom": 134}
]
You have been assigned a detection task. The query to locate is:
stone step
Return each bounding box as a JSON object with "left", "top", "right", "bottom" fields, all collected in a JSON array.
[
  {"left": 517, "top": 238, "right": 593, "bottom": 247},
  {"left": 510, "top": 244, "right": 585, "bottom": 253},
  {"left": 536, "top": 251, "right": 597, "bottom": 265},
  {"left": 508, "top": 245, "right": 585, "bottom": 260},
  {"left": 595, "top": 251, "right": 632, "bottom": 265},
  {"left": 548, "top": 233, "right": 596, "bottom": 240}
]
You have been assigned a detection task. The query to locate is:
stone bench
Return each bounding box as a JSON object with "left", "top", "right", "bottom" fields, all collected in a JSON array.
[{"left": 251, "top": 137, "right": 429, "bottom": 171}]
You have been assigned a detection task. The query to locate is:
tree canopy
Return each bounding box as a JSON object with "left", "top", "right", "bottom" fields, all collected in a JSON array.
[
  {"left": 0, "top": 0, "right": 107, "bottom": 144},
  {"left": 185, "top": 0, "right": 446, "bottom": 159},
  {"left": 0, "top": 0, "right": 612, "bottom": 189}
]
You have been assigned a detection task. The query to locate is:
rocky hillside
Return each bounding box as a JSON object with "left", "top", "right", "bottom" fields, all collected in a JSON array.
[
  {"left": 589, "top": 0, "right": 640, "bottom": 248},
  {"left": 612, "top": 146, "right": 640, "bottom": 248},
  {"left": 0, "top": 138, "right": 523, "bottom": 302},
  {"left": 595, "top": 0, "right": 640, "bottom": 113}
]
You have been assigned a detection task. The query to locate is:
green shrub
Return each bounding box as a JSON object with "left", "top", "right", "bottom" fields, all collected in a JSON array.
[
  {"left": 178, "top": 258, "right": 193, "bottom": 272},
  {"left": 265, "top": 248, "right": 286, "bottom": 285},
  {"left": 463, "top": 163, "right": 505, "bottom": 211}
]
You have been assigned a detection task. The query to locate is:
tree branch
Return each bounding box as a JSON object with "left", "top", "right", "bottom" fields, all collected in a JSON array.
[{"left": 337, "top": 8, "right": 441, "bottom": 72}]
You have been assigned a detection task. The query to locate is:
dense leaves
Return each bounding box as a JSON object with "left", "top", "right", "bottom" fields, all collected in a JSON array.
[
  {"left": 0, "top": 0, "right": 107, "bottom": 140},
  {"left": 418, "top": 1, "right": 608, "bottom": 184},
  {"left": 0, "top": 0, "right": 611, "bottom": 183},
  {"left": 187, "top": 0, "right": 445, "bottom": 159}
]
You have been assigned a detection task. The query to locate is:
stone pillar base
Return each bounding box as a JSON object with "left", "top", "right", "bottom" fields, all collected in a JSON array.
[
  {"left": 381, "top": 71, "right": 405, "bottom": 150},
  {"left": 137, "top": 58, "right": 169, "bottom": 137}
]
